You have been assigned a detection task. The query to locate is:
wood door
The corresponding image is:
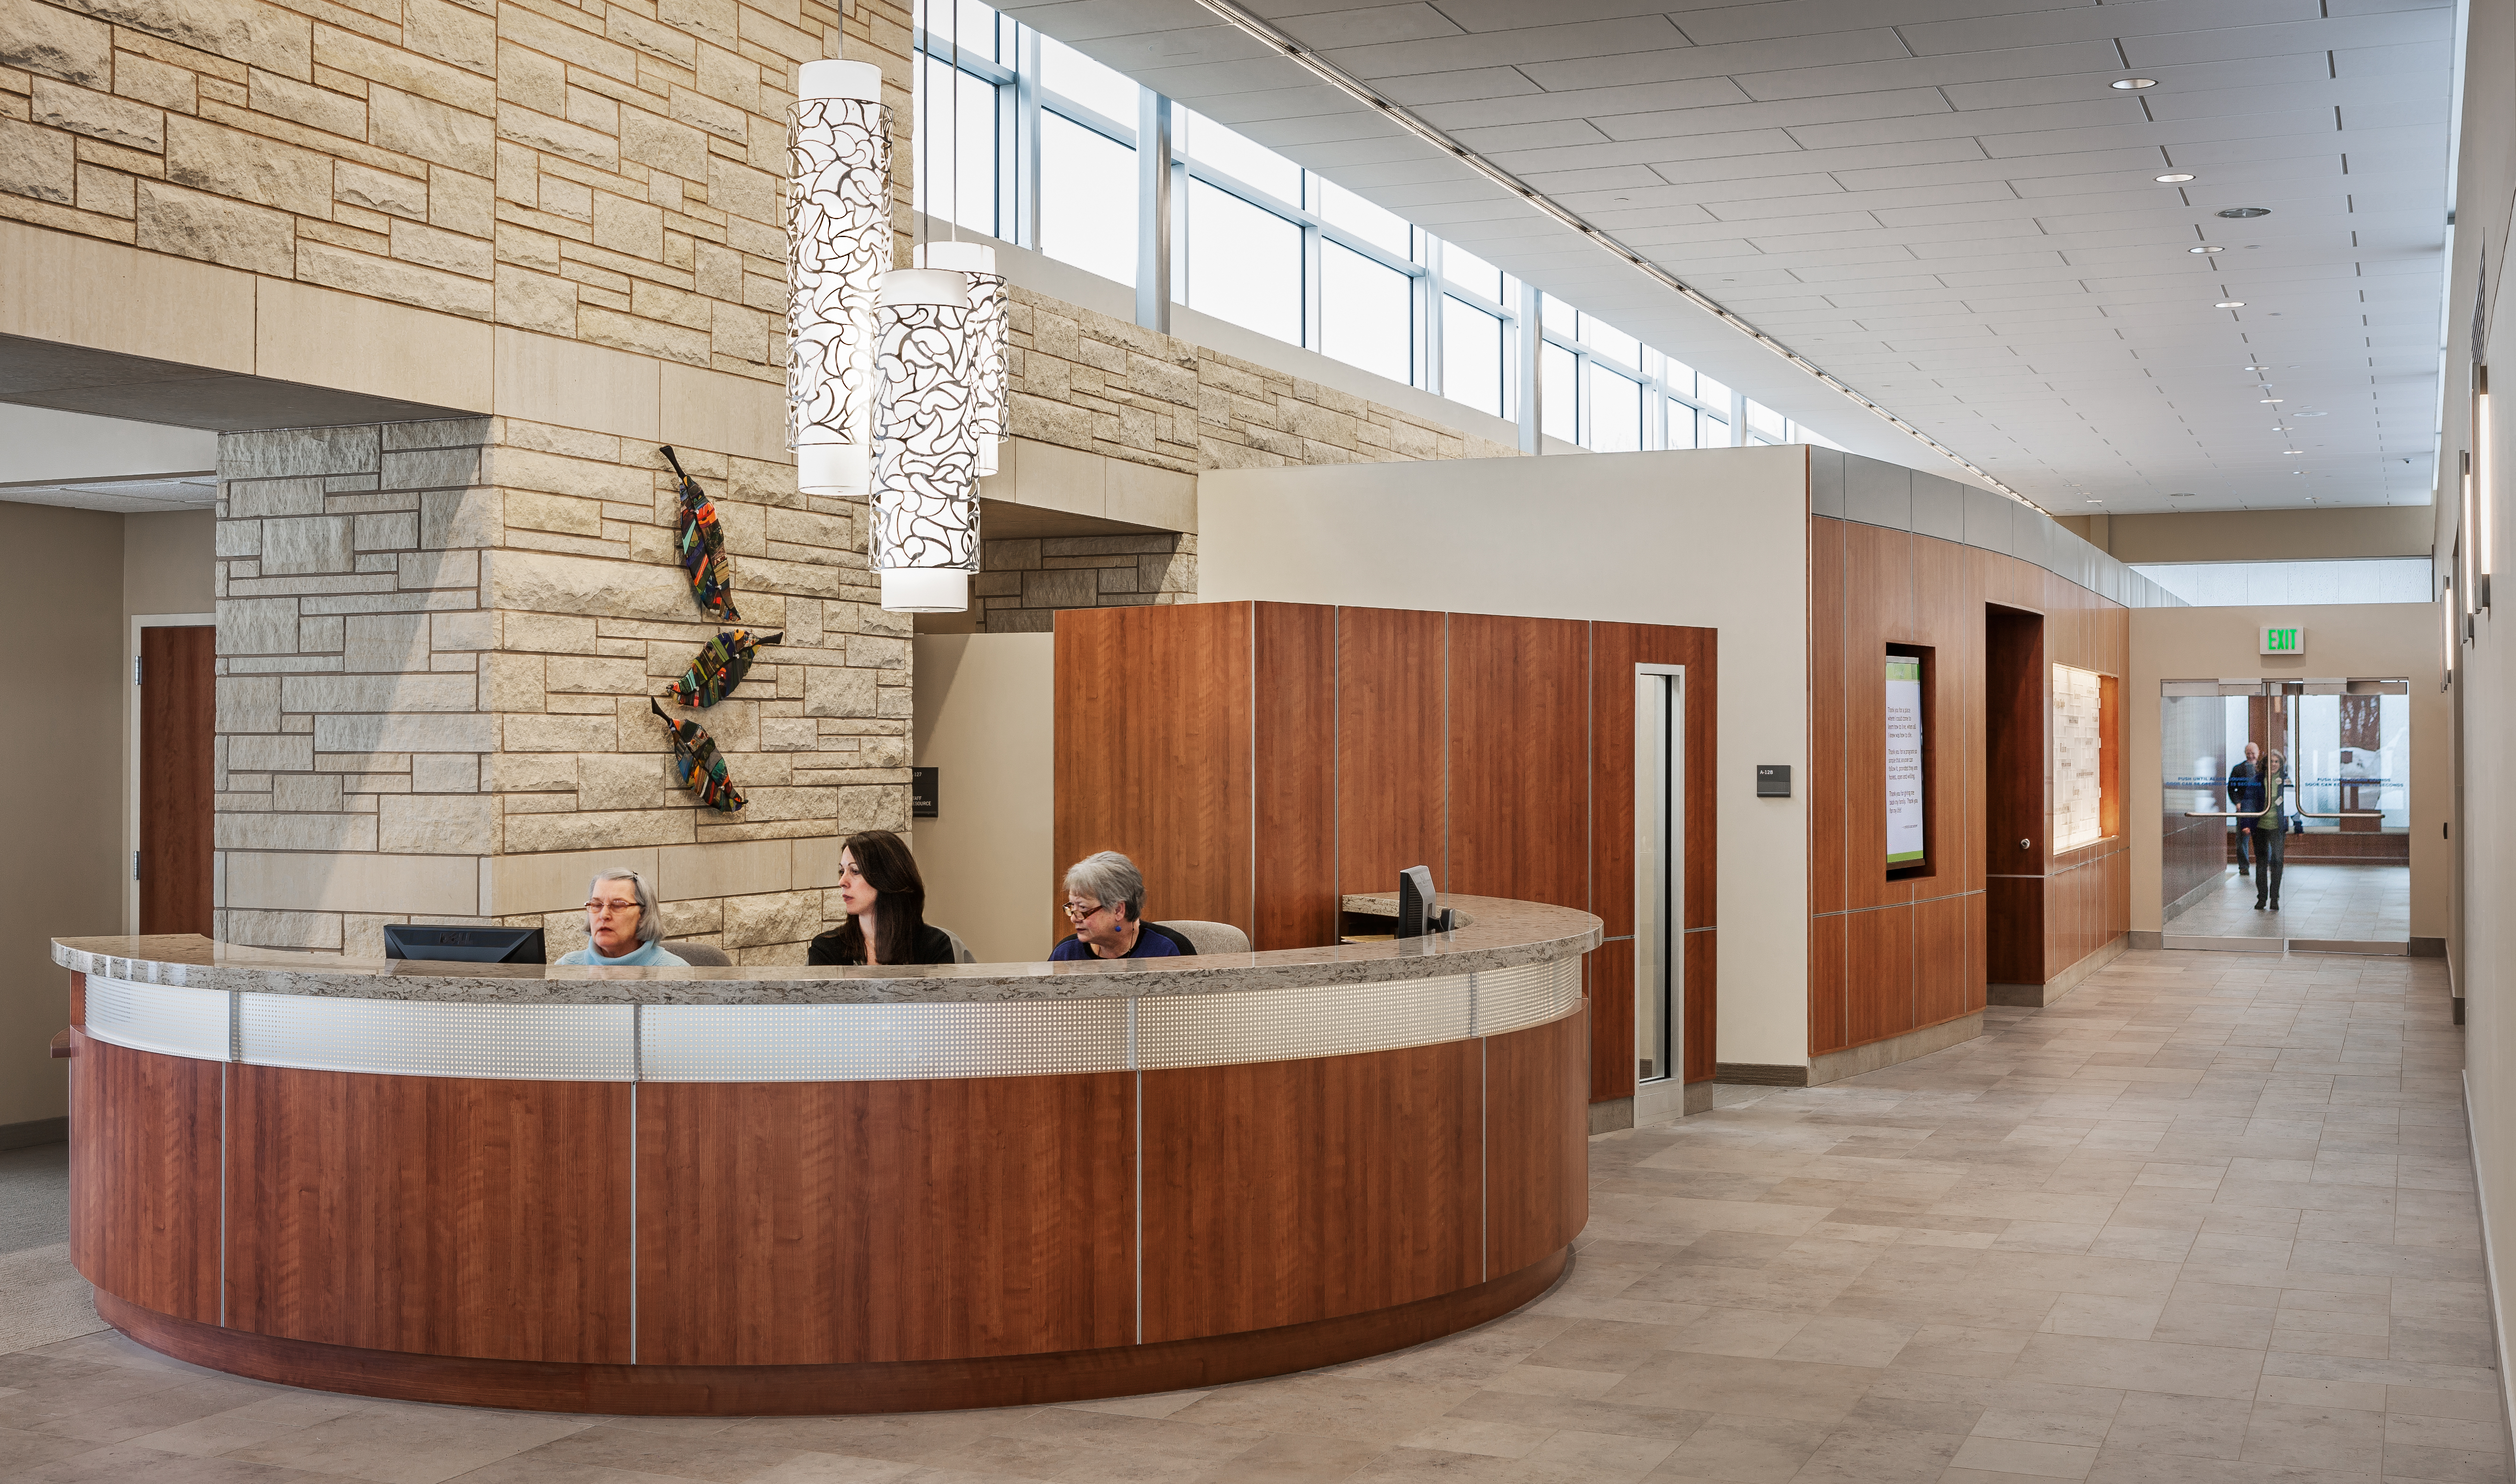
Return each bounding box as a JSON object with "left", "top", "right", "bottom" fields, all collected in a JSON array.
[{"left": 139, "top": 625, "right": 214, "bottom": 935}]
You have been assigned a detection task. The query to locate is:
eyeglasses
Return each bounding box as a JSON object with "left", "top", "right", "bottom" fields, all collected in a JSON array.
[
  {"left": 585, "top": 900, "right": 641, "bottom": 917},
  {"left": 1062, "top": 900, "right": 1113, "bottom": 920}
]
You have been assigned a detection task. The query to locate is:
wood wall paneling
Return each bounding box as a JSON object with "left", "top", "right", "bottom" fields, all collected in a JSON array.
[
  {"left": 1985, "top": 877, "right": 2046, "bottom": 985},
  {"left": 1844, "top": 907, "right": 1915, "bottom": 1048},
  {"left": 1589, "top": 623, "right": 1708, "bottom": 940},
  {"left": 1140, "top": 1042, "right": 1482, "bottom": 1343},
  {"left": 139, "top": 624, "right": 214, "bottom": 936},
  {"left": 225, "top": 1067, "right": 631, "bottom": 1363},
  {"left": 1055, "top": 605, "right": 1254, "bottom": 935},
  {"left": 1808, "top": 518, "right": 1847, "bottom": 919},
  {"left": 1912, "top": 893, "right": 1969, "bottom": 1029},
  {"left": 1253, "top": 604, "right": 1338, "bottom": 950},
  {"left": 1843, "top": 523, "right": 1915, "bottom": 911},
  {"left": 1586, "top": 938, "right": 1636, "bottom": 1101},
  {"left": 1809, "top": 912, "right": 1847, "bottom": 1057},
  {"left": 637, "top": 1074, "right": 1135, "bottom": 1366},
  {"left": 1683, "top": 930, "right": 1717, "bottom": 1084},
  {"left": 1447, "top": 615, "right": 1591, "bottom": 912},
  {"left": 69, "top": 1035, "right": 220, "bottom": 1324},
  {"left": 1485, "top": 1010, "right": 1590, "bottom": 1278},
  {"left": 1965, "top": 891, "right": 1987, "bottom": 1014},
  {"left": 1335, "top": 608, "right": 1448, "bottom": 899},
  {"left": 1914, "top": 536, "right": 1974, "bottom": 896},
  {"left": 1589, "top": 622, "right": 1719, "bottom": 1089}
]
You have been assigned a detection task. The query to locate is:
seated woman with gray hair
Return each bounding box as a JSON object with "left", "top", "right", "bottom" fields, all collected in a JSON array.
[
  {"left": 1049, "top": 851, "right": 1194, "bottom": 961},
  {"left": 554, "top": 869, "right": 690, "bottom": 967}
]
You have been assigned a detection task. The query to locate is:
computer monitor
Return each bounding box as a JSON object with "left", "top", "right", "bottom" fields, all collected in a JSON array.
[
  {"left": 382, "top": 924, "right": 546, "bottom": 965},
  {"left": 1396, "top": 866, "right": 1436, "bottom": 939}
]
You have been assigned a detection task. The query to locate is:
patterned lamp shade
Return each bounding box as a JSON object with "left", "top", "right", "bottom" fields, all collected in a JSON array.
[
  {"left": 870, "top": 267, "right": 982, "bottom": 612},
  {"left": 786, "top": 59, "right": 891, "bottom": 499},
  {"left": 916, "top": 241, "right": 1008, "bottom": 477}
]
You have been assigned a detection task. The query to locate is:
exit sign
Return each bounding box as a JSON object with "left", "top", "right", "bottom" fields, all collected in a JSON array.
[{"left": 2260, "top": 625, "right": 2306, "bottom": 656}]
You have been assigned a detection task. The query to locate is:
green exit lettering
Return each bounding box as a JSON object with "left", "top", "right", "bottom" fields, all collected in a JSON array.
[{"left": 2262, "top": 627, "right": 2301, "bottom": 654}]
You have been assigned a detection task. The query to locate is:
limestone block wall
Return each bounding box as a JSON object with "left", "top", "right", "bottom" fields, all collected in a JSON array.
[
  {"left": 987, "top": 285, "right": 1521, "bottom": 632},
  {"left": 974, "top": 533, "right": 1193, "bottom": 634},
  {"left": 215, "top": 416, "right": 902, "bottom": 964},
  {"left": 0, "top": 0, "right": 913, "bottom": 377},
  {"left": 1008, "top": 285, "right": 1523, "bottom": 477}
]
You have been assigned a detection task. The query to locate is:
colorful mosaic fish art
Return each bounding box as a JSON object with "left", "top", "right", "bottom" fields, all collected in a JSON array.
[
  {"left": 662, "top": 445, "right": 740, "bottom": 621},
  {"left": 661, "top": 629, "right": 783, "bottom": 709},
  {"left": 651, "top": 698, "right": 746, "bottom": 814}
]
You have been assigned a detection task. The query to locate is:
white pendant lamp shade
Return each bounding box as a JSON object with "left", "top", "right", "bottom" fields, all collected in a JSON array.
[
  {"left": 916, "top": 241, "right": 1008, "bottom": 478},
  {"left": 870, "top": 268, "right": 982, "bottom": 613},
  {"left": 786, "top": 59, "right": 890, "bottom": 498}
]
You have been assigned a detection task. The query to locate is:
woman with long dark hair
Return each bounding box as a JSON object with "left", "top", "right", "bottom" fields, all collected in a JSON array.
[{"left": 807, "top": 829, "right": 959, "bottom": 966}]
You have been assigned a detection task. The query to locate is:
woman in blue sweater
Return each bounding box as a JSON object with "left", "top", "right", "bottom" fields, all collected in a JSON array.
[{"left": 554, "top": 869, "right": 690, "bottom": 967}]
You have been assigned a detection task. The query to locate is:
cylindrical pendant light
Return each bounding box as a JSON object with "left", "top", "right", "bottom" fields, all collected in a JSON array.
[
  {"left": 917, "top": 241, "right": 1008, "bottom": 477},
  {"left": 870, "top": 268, "right": 982, "bottom": 612},
  {"left": 787, "top": 59, "right": 891, "bottom": 498}
]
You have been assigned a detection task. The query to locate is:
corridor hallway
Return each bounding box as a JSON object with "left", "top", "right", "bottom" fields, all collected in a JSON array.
[{"left": 0, "top": 950, "right": 2484, "bottom": 1482}]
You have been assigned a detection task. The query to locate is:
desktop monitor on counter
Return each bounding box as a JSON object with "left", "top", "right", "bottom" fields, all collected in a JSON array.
[
  {"left": 383, "top": 925, "right": 547, "bottom": 965},
  {"left": 1396, "top": 866, "right": 1455, "bottom": 938}
]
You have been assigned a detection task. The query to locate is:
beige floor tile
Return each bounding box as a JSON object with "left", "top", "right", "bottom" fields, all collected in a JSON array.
[{"left": 0, "top": 948, "right": 2479, "bottom": 1484}]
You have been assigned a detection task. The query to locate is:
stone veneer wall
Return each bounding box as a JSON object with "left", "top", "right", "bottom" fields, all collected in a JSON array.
[
  {"left": 0, "top": 0, "right": 910, "bottom": 380},
  {"left": 215, "top": 418, "right": 902, "bottom": 963},
  {"left": 969, "top": 286, "right": 1524, "bottom": 632}
]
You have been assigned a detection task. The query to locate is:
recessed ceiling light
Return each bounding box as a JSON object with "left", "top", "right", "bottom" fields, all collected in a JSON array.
[
  {"left": 2190, "top": 245, "right": 2224, "bottom": 254},
  {"left": 2261, "top": 398, "right": 2282, "bottom": 403},
  {"left": 2158, "top": 173, "right": 2196, "bottom": 183},
  {"left": 2218, "top": 207, "right": 2271, "bottom": 219},
  {"left": 2283, "top": 449, "right": 2303, "bottom": 454},
  {"left": 2244, "top": 364, "right": 2269, "bottom": 370},
  {"left": 2218, "top": 300, "right": 2245, "bottom": 308},
  {"left": 2113, "top": 77, "right": 2158, "bottom": 89}
]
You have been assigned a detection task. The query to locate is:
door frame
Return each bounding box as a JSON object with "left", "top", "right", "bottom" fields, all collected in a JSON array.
[
  {"left": 129, "top": 612, "right": 215, "bottom": 933},
  {"left": 1632, "top": 663, "right": 1686, "bottom": 1129}
]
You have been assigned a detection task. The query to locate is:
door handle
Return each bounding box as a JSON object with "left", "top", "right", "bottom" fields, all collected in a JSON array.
[{"left": 2018, "top": 838, "right": 2032, "bottom": 851}]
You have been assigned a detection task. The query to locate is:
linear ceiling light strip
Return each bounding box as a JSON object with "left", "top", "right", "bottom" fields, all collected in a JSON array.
[{"left": 1188, "top": 0, "right": 2047, "bottom": 515}]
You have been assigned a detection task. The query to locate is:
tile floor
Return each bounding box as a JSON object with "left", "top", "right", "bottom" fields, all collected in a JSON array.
[
  {"left": 0, "top": 947, "right": 2494, "bottom": 1483},
  {"left": 2164, "top": 863, "right": 2412, "bottom": 942}
]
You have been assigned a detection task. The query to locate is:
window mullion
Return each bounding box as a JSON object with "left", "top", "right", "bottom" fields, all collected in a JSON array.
[{"left": 1014, "top": 31, "right": 1041, "bottom": 249}]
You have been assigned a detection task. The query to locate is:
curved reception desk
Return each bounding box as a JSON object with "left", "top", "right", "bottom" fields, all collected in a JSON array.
[{"left": 51, "top": 896, "right": 1595, "bottom": 1415}]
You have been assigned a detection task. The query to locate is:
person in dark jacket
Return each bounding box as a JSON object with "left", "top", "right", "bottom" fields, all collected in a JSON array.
[
  {"left": 1050, "top": 851, "right": 1194, "bottom": 960},
  {"left": 807, "top": 829, "right": 958, "bottom": 966},
  {"left": 2250, "top": 751, "right": 2289, "bottom": 911},
  {"left": 2225, "top": 741, "right": 2265, "bottom": 879}
]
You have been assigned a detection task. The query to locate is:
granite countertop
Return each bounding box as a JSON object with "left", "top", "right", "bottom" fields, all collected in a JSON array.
[{"left": 53, "top": 894, "right": 1600, "bottom": 1006}]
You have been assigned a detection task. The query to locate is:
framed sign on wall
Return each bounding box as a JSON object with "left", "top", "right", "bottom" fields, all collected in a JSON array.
[{"left": 1885, "top": 654, "right": 1926, "bottom": 869}]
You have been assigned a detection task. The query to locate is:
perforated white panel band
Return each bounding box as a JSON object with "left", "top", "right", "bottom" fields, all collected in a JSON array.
[
  {"left": 234, "top": 995, "right": 636, "bottom": 1082},
  {"left": 78, "top": 961, "right": 1584, "bottom": 1082},
  {"left": 1136, "top": 973, "right": 1473, "bottom": 1071},
  {"left": 84, "top": 977, "right": 229, "bottom": 1061},
  {"left": 641, "top": 1000, "right": 1131, "bottom": 1082},
  {"left": 1473, "top": 959, "right": 1584, "bottom": 1037}
]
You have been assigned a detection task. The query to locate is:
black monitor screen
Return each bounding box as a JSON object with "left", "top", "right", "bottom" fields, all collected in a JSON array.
[
  {"left": 1396, "top": 866, "right": 1436, "bottom": 939},
  {"left": 383, "top": 925, "right": 546, "bottom": 965}
]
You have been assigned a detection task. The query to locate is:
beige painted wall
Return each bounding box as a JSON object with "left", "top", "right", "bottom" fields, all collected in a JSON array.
[
  {"left": 1196, "top": 445, "right": 1814, "bottom": 1068},
  {"left": 124, "top": 509, "right": 214, "bottom": 615},
  {"left": 2126, "top": 603, "right": 2449, "bottom": 939},
  {"left": 2059, "top": 506, "right": 2436, "bottom": 563},
  {"left": 910, "top": 633, "right": 1056, "bottom": 965},
  {"left": 0, "top": 501, "right": 128, "bottom": 1129}
]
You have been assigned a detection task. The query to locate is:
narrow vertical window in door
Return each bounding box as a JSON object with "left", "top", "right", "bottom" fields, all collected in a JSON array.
[
  {"left": 140, "top": 626, "right": 215, "bottom": 934},
  {"left": 1634, "top": 670, "right": 1682, "bottom": 1084}
]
